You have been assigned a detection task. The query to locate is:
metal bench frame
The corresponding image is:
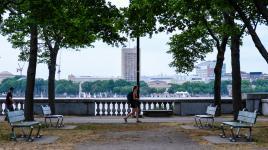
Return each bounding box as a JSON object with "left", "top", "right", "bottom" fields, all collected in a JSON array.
[
  {"left": 7, "top": 110, "right": 42, "bottom": 141},
  {"left": 194, "top": 105, "right": 217, "bottom": 128},
  {"left": 220, "top": 109, "right": 257, "bottom": 142},
  {"left": 41, "top": 105, "right": 64, "bottom": 128}
]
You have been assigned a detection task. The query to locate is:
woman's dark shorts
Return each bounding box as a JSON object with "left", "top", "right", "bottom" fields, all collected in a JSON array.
[{"left": 130, "top": 101, "right": 140, "bottom": 108}]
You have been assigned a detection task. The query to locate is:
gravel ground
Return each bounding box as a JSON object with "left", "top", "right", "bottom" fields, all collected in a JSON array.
[{"left": 75, "top": 126, "right": 213, "bottom": 150}]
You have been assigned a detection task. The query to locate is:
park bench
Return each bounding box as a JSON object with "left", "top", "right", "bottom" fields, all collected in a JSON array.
[
  {"left": 220, "top": 109, "right": 258, "bottom": 142},
  {"left": 194, "top": 105, "right": 217, "bottom": 128},
  {"left": 6, "top": 110, "right": 42, "bottom": 141},
  {"left": 41, "top": 105, "right": 64, "bottom": 128}
]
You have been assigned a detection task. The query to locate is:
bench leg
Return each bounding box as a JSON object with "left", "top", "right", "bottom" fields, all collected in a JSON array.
[
  {"left": 247, "top": 127, "right": 253, "bottom": 142},
  {"left": 229, "top": 126, "right": 237, "bottom": 142},
  {"left": 49, "top": 118, "right": 53, "bottom": 127},
  {"left": 44, "top": 118, "right": 48, "bottom": 128},
  {"left": 56, "top": 117, "right": 60, "bottom": 128},
  {"left": 211, "top": 118, "right": 214, "bottom": 128},
  {"left": 10, "top": 127, "right": 17, "bottom": 141},
  {"left": 60, "top": 117, "right": 64, "bottom": 127},
  {"left": 35, "top": 123, "right": 42, "bottom": 138},
  {"left": 220, "top": 124, "right": 226, "bottom": 138},
  {"left": 27, "top": 126, "right": 34, "bottom": 142},
  {"left": 194, "top": 117, "right": 199, "bottom": 127},
  {"left": 235, "top": 128, "right": 241, "bottom": 138},
  {"left": 198, "top": 118, "right": 203, "bottom": 128}
]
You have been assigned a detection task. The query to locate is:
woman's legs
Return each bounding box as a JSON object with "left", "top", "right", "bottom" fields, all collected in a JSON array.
[
  {"left": 135, "top": 108, "right": 141, "bottom": 122},
  {"left": 124, "top": 108, "right": 135, "bottom": 122}
]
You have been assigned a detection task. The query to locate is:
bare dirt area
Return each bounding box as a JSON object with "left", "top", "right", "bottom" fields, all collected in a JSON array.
[{"left": 75, "top": 123, "right": 212, "bottom": 150}]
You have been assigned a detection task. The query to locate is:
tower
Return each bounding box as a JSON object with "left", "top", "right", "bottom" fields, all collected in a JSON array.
[{"left": 121, "top": 47, "right": 137, "bottom": 81}]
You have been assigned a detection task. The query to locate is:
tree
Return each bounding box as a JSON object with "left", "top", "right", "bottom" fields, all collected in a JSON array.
[
  {"left": 39, "top": 0, "right": 125, "bottom": 114},
  {"left": 228, "top": 0, "right": 268, "bottom": 64},
  {"left": 1, "top": 0, "right": 126, "bottom": 115},
  {"left": 253, "top": 0, "right": 268, "bottom": 24},
  {"left": 125, "top": 0, "right": 232, "bottom": 115}
]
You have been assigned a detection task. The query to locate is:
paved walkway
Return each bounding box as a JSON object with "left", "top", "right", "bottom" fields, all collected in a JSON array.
[
  {"left": 1, "top": 115, "right": 268, "bottom": 124},
  {"left": 34, "top": 116, "right": 268, "bottom": 124}
]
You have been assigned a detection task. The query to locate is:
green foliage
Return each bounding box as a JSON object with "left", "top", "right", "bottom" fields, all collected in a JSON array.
[
  {"left": 1, "top": 0, "right": 127, "bottom": 63},
  {"left": 168, "top": 28, "right": 214, "bottom": 73},
  {"left": 2, "top": 77, "right": 268, "bottom": 97},
  {"left": 56, "top": 80, "right": 79, "bottom": 95}
]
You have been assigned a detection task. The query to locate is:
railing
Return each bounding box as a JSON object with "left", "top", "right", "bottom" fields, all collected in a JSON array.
[
  {"left": 0, "top": 97, "right": 234, "bottom": 116},
  {"left": 93, "top": 98, "right": 174, "bottom": 116}
]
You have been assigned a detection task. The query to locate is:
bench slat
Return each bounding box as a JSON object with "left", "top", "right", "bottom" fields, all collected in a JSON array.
[
  {"left": 206, "top": 106, "right": 217, "bottom": 116},
  {"left": 7, "top": 110, "right": 25, "bottom": 123},
  {"left": 222, "top": 121, "right": 252, "bottom": 128},
  {"left": 41, "top": 105, "right": 52, "bottom": 115}
]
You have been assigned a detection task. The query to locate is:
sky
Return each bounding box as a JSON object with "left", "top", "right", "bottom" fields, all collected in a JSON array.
[{"left": 1, "top": 1, "right": 268, "bottom": 80}]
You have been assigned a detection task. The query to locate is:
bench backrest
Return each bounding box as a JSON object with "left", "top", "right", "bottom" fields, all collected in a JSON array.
[
  {"left": 237, "top": 109, "right": 257, "bottom": 124},
  {"left": 7, "top": 110, "right": 25, "bottom": 123},
  {"left": 206, "top": 105, "right": 217, "bottom": 116},
  {"left": 41, "top": 105, "right": 52, "bottom": 116}
]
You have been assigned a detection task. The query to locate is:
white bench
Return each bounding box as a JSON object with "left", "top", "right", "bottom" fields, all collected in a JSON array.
[
  {"left": 41, "top": 105, "right": 64, "bottom": 128},
  {"left": 7, "top": 110, "right": 42, "bottom": 141},
  {"left": 220, "top": 109, "right": 257, "bottom": 142},
  {"left": 194, "top": 105, "right": 217, "bottom": 128}
]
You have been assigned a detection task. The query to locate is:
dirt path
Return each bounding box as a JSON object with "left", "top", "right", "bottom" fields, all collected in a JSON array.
[{"left": 75, "top": 126, "right": 212, "bottom": 150}]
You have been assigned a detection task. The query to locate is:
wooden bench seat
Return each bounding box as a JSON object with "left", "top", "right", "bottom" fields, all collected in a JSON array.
[
  {"left": 194, "top": 105, "right": 217, "bottom": 128},
  {"left": 220, "top": 109, "right": 257, "bottom": 142},
  {"left": 7, "top": 110, "right": 42, "bottom": 141}
]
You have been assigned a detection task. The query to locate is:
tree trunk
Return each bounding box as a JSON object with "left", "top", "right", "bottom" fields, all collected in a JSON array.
[
  {"left": 48, "top": 49, "right": 58, "bottom": 115},
  {"left": 228, "top": 0, "right": 268, "bottom": 64},
  {"left": 231, "top": 35, "right": 242, "bottom": 120},
  {"left": 24, "top": 24, "right": 38, "bottom": 121},
  {"left": 253, "top": 0, "right": 268, "bottom": 24},
  {"left": 214, "top": 36, "right": 228, "bottom": 116}
]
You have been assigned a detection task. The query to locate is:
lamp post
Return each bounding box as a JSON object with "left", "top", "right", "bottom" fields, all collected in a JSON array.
[{"left": 136, "top": 37, "right": 140, "bottom": 98}]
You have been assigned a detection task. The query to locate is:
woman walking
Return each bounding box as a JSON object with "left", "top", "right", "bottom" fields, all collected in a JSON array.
[{"left": 124, "top": 86, "right": 141, "bottom": 123}]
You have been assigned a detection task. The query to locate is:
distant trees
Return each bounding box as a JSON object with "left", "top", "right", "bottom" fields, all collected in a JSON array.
[{"left": 2, "top": 77, "right": 268, "bottom": 97}]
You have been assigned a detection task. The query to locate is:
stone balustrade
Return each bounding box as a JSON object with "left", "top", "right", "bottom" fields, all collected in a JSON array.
[{"left": 0, "top": 97, "right": 235, "bottom": 116}]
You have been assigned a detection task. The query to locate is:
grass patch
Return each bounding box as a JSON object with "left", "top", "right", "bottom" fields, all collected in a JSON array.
[
  {"left": 0, "top": 121, "right": 164, "bottom": 149},
  {"left": 179, "top": 121, "right": 268, "bottom": 149}
]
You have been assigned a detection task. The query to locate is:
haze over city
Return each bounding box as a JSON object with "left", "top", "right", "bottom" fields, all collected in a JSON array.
[{"left": 1, "top": 0, "right": 268, "bottom": 79}]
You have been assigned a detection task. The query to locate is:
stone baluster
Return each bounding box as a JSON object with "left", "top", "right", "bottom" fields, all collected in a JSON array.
[
  {"left": 107, "top": 102, "right": 111, "bottom": 116},
  {"left": 122, "top": 102, "right": 127, "bottom": 115},
  {"left": 140, "top": 102, "right": 145, "bottom": 111},
  {"left": 96, "top": 102, "right": 100, "bottom": 116},
  {"left": 17, "top": 102, "right": 21, "bottom": 110},
  {"left": 116, "top": 102, "right": 121, "bottom": 116},
  {"left": 148, "top": 102, "right": 152, "bottom": 110},
  {"left": 111, "top": 102, "right": 116, "bottom": 116},
  {"left": 101, "top": 102, "right": 106, "bottom": 116},
  {"left": 126, "top": 103, "right": 131, "bottom": 114},
  {"left": 153, "top": 102, "right": 157, "bottom": 109},
  {"left": 163, "top": 102, "right": 167, "bottom": 110}
]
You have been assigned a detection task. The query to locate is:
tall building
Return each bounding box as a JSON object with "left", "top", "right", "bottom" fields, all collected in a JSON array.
[
  {"left": 196, "top": 60, "right": 226, "bottom": 81},
  {"left": 121, "top": 47, "right": 137, "bottom": 81}
]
